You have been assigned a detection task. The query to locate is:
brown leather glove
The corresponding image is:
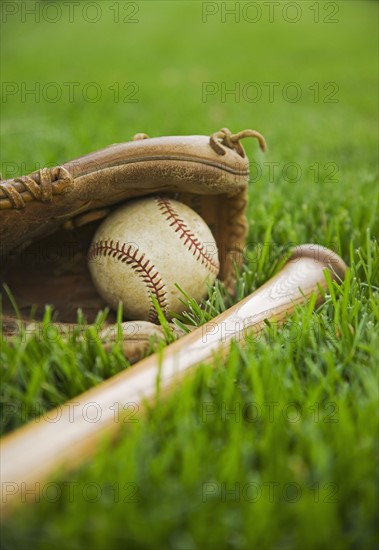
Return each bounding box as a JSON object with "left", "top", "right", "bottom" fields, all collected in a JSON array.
[{"left": 1, "top": 127, "right": 266, "bottom": 362}]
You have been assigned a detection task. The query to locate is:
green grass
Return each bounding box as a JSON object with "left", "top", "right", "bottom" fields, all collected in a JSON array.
[{"left": 1, "top": 1, "right": 378, "bottom": 548}]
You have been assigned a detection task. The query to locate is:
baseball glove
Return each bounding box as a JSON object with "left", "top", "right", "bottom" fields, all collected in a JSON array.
[{"left": 1, "top": 128, "right": 266, "bottom": 362}]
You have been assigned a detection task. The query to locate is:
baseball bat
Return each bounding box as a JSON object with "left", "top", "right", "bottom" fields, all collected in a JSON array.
[{"left": 0, "top": 244, "right": 346, "bottom": 513}]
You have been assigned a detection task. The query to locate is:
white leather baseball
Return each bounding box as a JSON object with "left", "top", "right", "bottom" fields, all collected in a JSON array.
[{"left": 87, "top": 196, "right": 220, "bottom": 322}]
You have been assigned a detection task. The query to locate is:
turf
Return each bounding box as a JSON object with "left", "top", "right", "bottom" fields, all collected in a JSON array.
[{"left": 1, "top": 1, "right": 378, "bottom": 548}]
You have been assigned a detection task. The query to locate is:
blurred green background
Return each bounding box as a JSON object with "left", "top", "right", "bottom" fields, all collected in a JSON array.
[
  {"left": 1, "top": 0, "right": 377, "bottom": 167},
  {"left": 1, "top": 1, "right": 378, "bottom": 549}
]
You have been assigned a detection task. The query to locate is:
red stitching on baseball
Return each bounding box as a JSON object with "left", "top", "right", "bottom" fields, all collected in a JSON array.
[
  {"left": 88, "top": 240, "right": 167, "bottom": 323},
  {"left": 156, "top": 196, "right": 219, "bottom": 274}
]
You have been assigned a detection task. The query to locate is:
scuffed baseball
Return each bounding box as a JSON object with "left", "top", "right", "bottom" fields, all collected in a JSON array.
[{"left": 87, "top": 196, "right": 219, "bottom": 322}]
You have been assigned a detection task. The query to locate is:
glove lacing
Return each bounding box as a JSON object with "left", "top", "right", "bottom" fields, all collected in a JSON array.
[
  {"left": 0, "top": 166, "right": 73, "bottom": 209},
  {"left": 210, "top": 128, "right": 267, "bottom": 157}
]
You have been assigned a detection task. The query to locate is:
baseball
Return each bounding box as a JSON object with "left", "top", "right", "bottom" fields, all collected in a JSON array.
[{"left": 87, "top": 195, "right": 219, "bottom": 322}]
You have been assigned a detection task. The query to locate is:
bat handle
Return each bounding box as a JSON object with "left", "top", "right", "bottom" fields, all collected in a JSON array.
[
  {"left": 287, "top": 243, "right": 346, "bottom": 281},
  {"left": 203, "top": 244, "right": 347, "bottom": 345}
]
